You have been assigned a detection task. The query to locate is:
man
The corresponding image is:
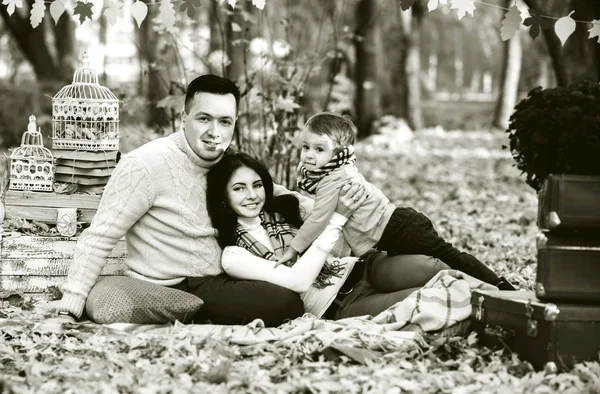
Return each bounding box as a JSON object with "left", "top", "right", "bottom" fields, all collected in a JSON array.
[{"left": 51, "top": 75, "right": 311, "bottom": 326}]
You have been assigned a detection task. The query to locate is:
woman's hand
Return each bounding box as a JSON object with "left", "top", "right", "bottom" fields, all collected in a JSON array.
[{"left": 335, "top": 182, "right": 367, "bottom": 218}]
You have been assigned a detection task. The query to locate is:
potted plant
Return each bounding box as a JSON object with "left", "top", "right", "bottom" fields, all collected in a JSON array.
[{"left": 506, "top": 79, "right": 600, "bottom": 192}]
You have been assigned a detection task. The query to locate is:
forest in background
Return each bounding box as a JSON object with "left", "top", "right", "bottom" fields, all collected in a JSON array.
[{"left": 1, "top": 0, "right": 599, "bottom": 186}]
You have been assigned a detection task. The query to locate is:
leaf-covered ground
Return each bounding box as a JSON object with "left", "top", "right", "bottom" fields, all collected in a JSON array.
[{"left": 2, "top": 129, "right": 600, "bottom": 393}]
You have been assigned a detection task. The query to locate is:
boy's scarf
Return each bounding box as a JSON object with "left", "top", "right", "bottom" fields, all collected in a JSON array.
[
  {"left": 297, "top": 145, "right": 356, "bottom": 195},
  {"left": 235, "top": 211, "right": 345, "bottom": 289}
]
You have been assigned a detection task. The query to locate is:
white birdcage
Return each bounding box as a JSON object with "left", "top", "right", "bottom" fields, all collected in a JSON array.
[
  {"left": 52, "top": 52, "right": 119, "bottom": 151},
  {"left": 9, "top": 115, "right": 55, "bottom": 192}
]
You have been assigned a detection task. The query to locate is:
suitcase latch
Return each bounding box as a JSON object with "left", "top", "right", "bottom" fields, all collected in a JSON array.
[
  {"left": 544, "top": 304, "right": 560, "bottom": 321},
  {"left": 525, "top": 301, "right": 538, "bottom": 337},
  {"left": 535, "top": 232, "right": 548, "bottom": 248},
  {"left": 475, "top": 295, "right": 484, "bottom": 322},
  {"left": 547, "top": 211, "right": 561, "bottom": 229},
  {"left": 535, "top": 282, "right": 546, "bottom": 297}
]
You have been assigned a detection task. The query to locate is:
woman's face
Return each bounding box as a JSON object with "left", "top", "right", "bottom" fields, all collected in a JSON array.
[{"left": 226, "top": 166, "right": 266, "bottom": 219}]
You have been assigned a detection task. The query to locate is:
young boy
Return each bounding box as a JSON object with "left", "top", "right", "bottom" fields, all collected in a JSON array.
[{"left": 277, "top": 112, "right": 515, "bottom": 289}]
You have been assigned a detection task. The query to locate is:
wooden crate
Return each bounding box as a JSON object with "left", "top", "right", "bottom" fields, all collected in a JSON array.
[
  {"left": 0, "top": 234, "right": 127, "bottom": 303},
  {"left": 4, "top": 190, "right": 101, "bottom": 225}
]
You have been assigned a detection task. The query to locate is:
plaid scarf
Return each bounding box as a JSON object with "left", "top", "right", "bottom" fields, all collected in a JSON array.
[
  {"left": 235, "top": 211, "right": 345, "bottom": 289},
  {"left": 297, "top": 145, "right": 356, "bottom": 195}
]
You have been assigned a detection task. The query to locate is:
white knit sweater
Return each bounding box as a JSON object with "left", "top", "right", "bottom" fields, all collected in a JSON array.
[{"left": 59, "top": 130, "right": 225, "bottom": 317}]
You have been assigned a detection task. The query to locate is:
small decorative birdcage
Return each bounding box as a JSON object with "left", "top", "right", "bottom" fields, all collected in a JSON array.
[
  {"left": 9, "top": 115, "right": 55, "bottom": 192},
  {"left": 52, "top": 52, "right": 119, "bottom": 151}
]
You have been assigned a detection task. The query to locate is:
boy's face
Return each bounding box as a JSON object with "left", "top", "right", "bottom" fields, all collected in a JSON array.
[
  {"left": 299, "top": 129, "right": 337, "bottom": 170},
  {"left": 182, "top": 92, "right": 237, "bottom": 161}
]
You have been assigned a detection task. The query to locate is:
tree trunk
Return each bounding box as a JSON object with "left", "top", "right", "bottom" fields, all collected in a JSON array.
[
  {"left": 53, "top": 12, "right": 75, "bottom": 82},
  {"left": 398, "top": 7, "right": 423, "bottom": 130},
  {"left": 226, "top": 5, "right": 246, "bottom": 82},
  {"left": 138, "top": 2, "right": 170, "bottom": 127},
  {"left": 493, "top": 13, "right": 523, "bottom": 130},
  {"left": 353, "top": 0, "right": 383, "bottom": 138},
  {"left": 0, "top": 0, "right": 64, "bottom": 83},
  {"left": 522, "top": 0, "right": 568, "bottom": 87},
  {"left": 427, "top": 52, "right": 437, "bottom": 92},
  {"left": 210, "top": 0, "right": 227, "bottom": 76}
]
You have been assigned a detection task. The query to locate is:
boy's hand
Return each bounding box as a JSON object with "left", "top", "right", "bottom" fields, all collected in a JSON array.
[{"left": 275, "top": 248, "right": 299, "bottom": 268}]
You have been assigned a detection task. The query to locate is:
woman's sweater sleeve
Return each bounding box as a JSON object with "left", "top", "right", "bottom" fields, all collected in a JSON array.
[{"left": 222, "top": 213, "right": 348, "bottom": 293}]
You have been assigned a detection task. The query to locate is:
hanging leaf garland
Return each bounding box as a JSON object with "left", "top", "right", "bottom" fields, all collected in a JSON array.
[
  {"left": 158, "top": 0, "right": 176, "bottom": 29},
  {"left": 180, "top": 0, "right": 200, "bottom": 18},
  {"left": 523, "top": 8, "right": 553, "bottom": 40},
  {"left": 130, "top": 0, "right": 148, "bottom": 27},
  {"left": 400, "top": 0, "right": 416, "bottom": 12},
  {"left": 30, "top": 0, "right": 45, "bottom": 28},
  {"left": 49, "top": 0, "right": 66, "bottom": 24},
  {"left": 73, "top": 0, "right": 94, "bottom": 24},
  {"left": 555, "top": 10, "right": 576, "bottom": 46},
  {"left": 104, "top": 1, "right": 123, "bottom": 26},
  {"left": 589, "top": 20, "right": 600, "bottom": 44},
  {"left": 1, "top": 0, "right": 22, "bottom": 16},
  {"left": 449, "top": 0, "right": 476, "bottom": 20},
  {"left": 500, "top": 5, "right": 522, "bottom": 41},
  {"left": 427, "top": 0, "right": 447, "bottom": 12},
  {"left": 251, "top": 0, "right": 265, "bottom": 9}
]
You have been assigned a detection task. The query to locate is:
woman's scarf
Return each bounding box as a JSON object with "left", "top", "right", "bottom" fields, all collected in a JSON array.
[
  {"left": 235, "top": 211, "right": 345, "bottom": 289},
  {"left": 297, "top": 145, "right": 356, "bottom": 195}
]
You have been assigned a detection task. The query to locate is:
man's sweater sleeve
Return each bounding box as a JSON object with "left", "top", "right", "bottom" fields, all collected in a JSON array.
[
  {"left": 290, "top": 176, "right": 344, "bottom": 254},
  {"left": 222, "top": 213, "right": 348, "bottom": 293},
  {"left": 58, "top": 157, "right": 155, "bottom": 317}
]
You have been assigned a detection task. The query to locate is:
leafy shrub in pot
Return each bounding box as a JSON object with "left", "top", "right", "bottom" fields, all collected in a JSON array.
[{"left": 506, "top": 80, "right": 600, "bottom": 192}]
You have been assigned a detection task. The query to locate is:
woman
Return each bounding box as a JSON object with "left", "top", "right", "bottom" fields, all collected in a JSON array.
[{"left": 207, "top": 151, "right": 510, "bottom": 319}]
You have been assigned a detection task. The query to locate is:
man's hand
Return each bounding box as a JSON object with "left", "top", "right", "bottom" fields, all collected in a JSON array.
[
  {"left": 46, "top": 314, "right": 76, "bottom": 324},
  {"left": 275, "top": 248, "right": 299, "bottom": 268},
  {"left": 42, "top": 300, "right": 77, "bottom": 324}
]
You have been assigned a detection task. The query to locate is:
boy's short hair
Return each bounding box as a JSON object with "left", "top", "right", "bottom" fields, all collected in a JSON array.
[
  {"left": 304, "top": 112, "right": 356, "bottom": 147},
  {"left": 185, "top": 74, "right": 241, "bottom": 114}
]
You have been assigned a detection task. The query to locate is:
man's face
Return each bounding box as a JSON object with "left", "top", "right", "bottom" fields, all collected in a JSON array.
[{"left": 182, "top": 92, "right": 237, "bottom": 161}]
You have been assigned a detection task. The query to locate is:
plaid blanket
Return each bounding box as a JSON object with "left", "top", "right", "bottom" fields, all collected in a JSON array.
[
  {"left": 369, "top": 269, "right": 499, "bottom": 332},
  {"left": 27, "top": 270, "right": 496, "bottom": 356}
]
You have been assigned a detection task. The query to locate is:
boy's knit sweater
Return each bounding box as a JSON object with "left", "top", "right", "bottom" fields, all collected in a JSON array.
[{"left": 59, "top": 130, "right": 225, "bottom": 317}]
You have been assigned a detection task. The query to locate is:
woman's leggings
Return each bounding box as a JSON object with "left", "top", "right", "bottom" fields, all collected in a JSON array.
[{"left": 335, "top": 252, "right": 450, "bottom": 319}]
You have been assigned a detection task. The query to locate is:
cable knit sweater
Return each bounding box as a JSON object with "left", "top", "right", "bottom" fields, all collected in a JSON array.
[{"left": 59, "top": 130, "right": 226, "bottom": 317}]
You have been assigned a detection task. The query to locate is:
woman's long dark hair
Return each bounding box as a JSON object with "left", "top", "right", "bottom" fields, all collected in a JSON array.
[{"left": 207, "top": 150, "right": 303, "bottom": 248}]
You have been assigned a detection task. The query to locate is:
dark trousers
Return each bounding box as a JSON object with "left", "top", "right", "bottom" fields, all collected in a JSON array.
[
  {"left": 376, "top": 207, "right": 503, "bottom": 286},
  {"left": 171, "top": 274, "right": 304, "bottom": 327}
]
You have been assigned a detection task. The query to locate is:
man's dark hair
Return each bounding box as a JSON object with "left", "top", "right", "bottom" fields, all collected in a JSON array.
[
  {"left": 185, "top": 74, "right": 241, "bottom": 114},
  {"left": 206, "top": 150, "right": 303, "bottom": 248}
]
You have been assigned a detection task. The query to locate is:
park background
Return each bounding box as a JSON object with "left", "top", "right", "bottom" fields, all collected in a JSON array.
[{"left": 2, "top": 0, "right": 600, "bottom": 392}]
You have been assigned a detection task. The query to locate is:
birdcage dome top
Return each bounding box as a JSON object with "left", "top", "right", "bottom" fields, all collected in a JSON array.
[
  {"left": 53, "top": 52, "right": 118, "bottom": 102},
  {"left": 10, "top": 115, "right": 54, "bottom": 161}
]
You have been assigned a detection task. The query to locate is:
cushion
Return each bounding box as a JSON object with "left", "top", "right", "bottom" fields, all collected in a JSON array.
[{"left": 85, "top": 276, "right": 203, "bottom": 324}]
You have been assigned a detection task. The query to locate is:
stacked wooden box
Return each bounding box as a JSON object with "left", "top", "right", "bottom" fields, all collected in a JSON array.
[
  {"left": 0, "top": 53, "right": 123, "bottom": 305},
  {"left": 53, "top": 149, "right": 117, "bottom": 194},
  {"left": 3, "top": 190, "right": 101, "bottom": 225},
  {"left": 0, "top": 235, "right": 126, "bottom": 304}
]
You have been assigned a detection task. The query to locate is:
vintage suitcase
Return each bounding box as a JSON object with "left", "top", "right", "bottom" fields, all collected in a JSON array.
[
  {"left": 471, "top": 290, "right": 600, "bottom": 372},
  {"left": 537, "top": 174, "right": 600, "bottom": 231},
  {"left": 536, "top": 231, "right": 600, "bottom": 303}
]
